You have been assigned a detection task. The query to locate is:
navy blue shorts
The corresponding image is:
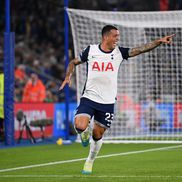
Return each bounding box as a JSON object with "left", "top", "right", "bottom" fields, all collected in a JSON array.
[{"left": 75, "top": 97, "right": 115, "bottom": 128}]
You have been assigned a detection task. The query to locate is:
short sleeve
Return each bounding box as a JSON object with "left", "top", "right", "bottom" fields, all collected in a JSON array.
[
  {"left": 79, "top": 46, "right": 90, "bottom": 62},
  {"left": 119, "top": 47, "right": 130, "bottom": 60}
]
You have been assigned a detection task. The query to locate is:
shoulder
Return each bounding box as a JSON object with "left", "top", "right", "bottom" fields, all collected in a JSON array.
[
  {"left": 80, "top": 44, "right": 99, "bottom": 61},
  {"left": 38, "top": 80, "right": 45, "bottom": 86},
  {"left": 118, "top": 46, "right": 130, "bottom": 60},
  {"left": 79, "top": 45, "right": 91, "bottom": 62}
]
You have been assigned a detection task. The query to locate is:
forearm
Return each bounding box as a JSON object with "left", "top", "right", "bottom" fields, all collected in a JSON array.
[
  {"left": 65, "top": 58, "right": 81, "bottom": 78},
  {"left": 65, "top": 60, "right": 75, "bottom": 78},
  {"left": 129, "top": 39, "right": 162, "bottom": 57},
  {"left": 59, "top": 58, "right": 82, "bottom": 90}
]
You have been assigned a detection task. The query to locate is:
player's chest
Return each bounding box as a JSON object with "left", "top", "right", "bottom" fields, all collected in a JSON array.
[{"left": 87, "top": 53, "right": 121, "bottom": 72}]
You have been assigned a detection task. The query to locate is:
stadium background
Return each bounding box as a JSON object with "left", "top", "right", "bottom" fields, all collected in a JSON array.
[
  {"left": 0, "top": 1, "right": 182, "bottom": 182},
  {"left": 0, "top": 0, "right": 182, "bottom": 144}
]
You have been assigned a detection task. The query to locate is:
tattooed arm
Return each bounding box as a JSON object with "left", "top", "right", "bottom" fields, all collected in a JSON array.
[
  {"left": 59, "top": 58, "right": 82, "bottom": 90},
  {"left": 129, "top": 34, "right": 175, "bottom": 57}
]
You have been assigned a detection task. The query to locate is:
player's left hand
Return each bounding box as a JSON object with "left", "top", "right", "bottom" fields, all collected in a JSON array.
[{"left": 160, "top": 34, "right": 175, "bottom": 44}]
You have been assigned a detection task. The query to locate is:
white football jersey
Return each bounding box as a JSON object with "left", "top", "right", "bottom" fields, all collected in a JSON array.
[{"left": 79, "top": 44, "right": 130, "bottom": 104}]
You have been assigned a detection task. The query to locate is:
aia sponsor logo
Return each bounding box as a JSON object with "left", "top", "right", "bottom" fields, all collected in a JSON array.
[{"left": 92, "top": 61, "right": 114, "bottom": 71}]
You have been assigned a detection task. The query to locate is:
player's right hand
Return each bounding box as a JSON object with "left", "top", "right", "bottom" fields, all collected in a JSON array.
[{"left": 59, "top": 76, "right": 71, "bottom": 90}]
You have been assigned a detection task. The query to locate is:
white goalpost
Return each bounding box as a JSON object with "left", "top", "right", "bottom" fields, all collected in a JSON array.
[{"left": 67, "top": 8, "right": 182, "bottom": 143}]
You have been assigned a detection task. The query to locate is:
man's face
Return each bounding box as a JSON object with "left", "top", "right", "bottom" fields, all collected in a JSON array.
[
  {"left": 31, "top": 73, "right": 38, "bottom": 84},
  {"left": 105, "top": 29, "right": 120, "bottom": 50}
]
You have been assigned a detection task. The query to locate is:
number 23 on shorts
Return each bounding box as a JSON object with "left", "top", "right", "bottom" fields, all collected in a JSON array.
[{"left": 105, "top": 113, "right": 114, "bottom": 127}]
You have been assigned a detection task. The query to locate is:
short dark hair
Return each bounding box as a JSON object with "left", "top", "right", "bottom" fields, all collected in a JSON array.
[{"left": 101, "top": 25, "right": 118, "bottom": 37}]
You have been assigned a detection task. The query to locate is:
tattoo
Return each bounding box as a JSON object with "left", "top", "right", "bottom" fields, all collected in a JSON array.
[
  {"left": 66, "top": 58, "right": 82, "bottom": 77},
  {"left": 66, "top": 61, "right": 75, "bottom": 78},
  {"left": 129, "top": 39, "right": 162, "bottom": 57}
]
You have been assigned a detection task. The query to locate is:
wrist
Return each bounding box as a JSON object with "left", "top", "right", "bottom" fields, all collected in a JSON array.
[{"left": 157, "top": 39, "right": 162, "bottom": 45}]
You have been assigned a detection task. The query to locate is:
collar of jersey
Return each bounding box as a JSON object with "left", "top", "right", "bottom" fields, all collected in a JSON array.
[{"left": 99, "top": 44, "right": 113, "bottom": 54}]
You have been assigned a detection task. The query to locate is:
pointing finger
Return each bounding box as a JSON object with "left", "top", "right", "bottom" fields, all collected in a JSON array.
[{"left": 168, "top": 34, "right": 175, "bottom": 38}]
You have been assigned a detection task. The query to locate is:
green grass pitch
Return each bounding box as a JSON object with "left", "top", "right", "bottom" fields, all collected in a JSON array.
[{"left": 0, "top": 143, "right": 182, "bottom": 182}]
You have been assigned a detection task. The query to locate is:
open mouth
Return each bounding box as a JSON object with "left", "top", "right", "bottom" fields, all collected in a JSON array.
[{"left": 113, "top": 42, "right": 117, "bottom": 46}]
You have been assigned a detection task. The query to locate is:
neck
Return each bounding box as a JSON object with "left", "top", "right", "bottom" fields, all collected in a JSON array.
[{"left": 100, "top": 42, "right": 113, "bottom": 52}]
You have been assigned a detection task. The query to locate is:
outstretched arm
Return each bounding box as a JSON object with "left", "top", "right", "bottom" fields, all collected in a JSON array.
[
  {"left": 129, "top": 34, "right": 175, "bottom": 57},
  {"left": 59, "top": 58, "right": 82, "bottom": 90}
]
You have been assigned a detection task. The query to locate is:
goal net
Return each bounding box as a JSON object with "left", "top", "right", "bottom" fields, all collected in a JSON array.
[{"left": 67, "top": 8, "right": 182, "bottom": 143}]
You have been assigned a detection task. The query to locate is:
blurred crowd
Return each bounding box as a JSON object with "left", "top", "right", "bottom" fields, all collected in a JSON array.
[
  {"left": 0, "top": 0, "right": 182, "bottom": 103},
  {"left": 69, "top": 0, "right": 182, "bottom": 11},
  {"left": 1, "top": 0, "right": 74, "bottom": 102},
  {"left": 13, "top": 0, "right": 69, "bottom": 102}
]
